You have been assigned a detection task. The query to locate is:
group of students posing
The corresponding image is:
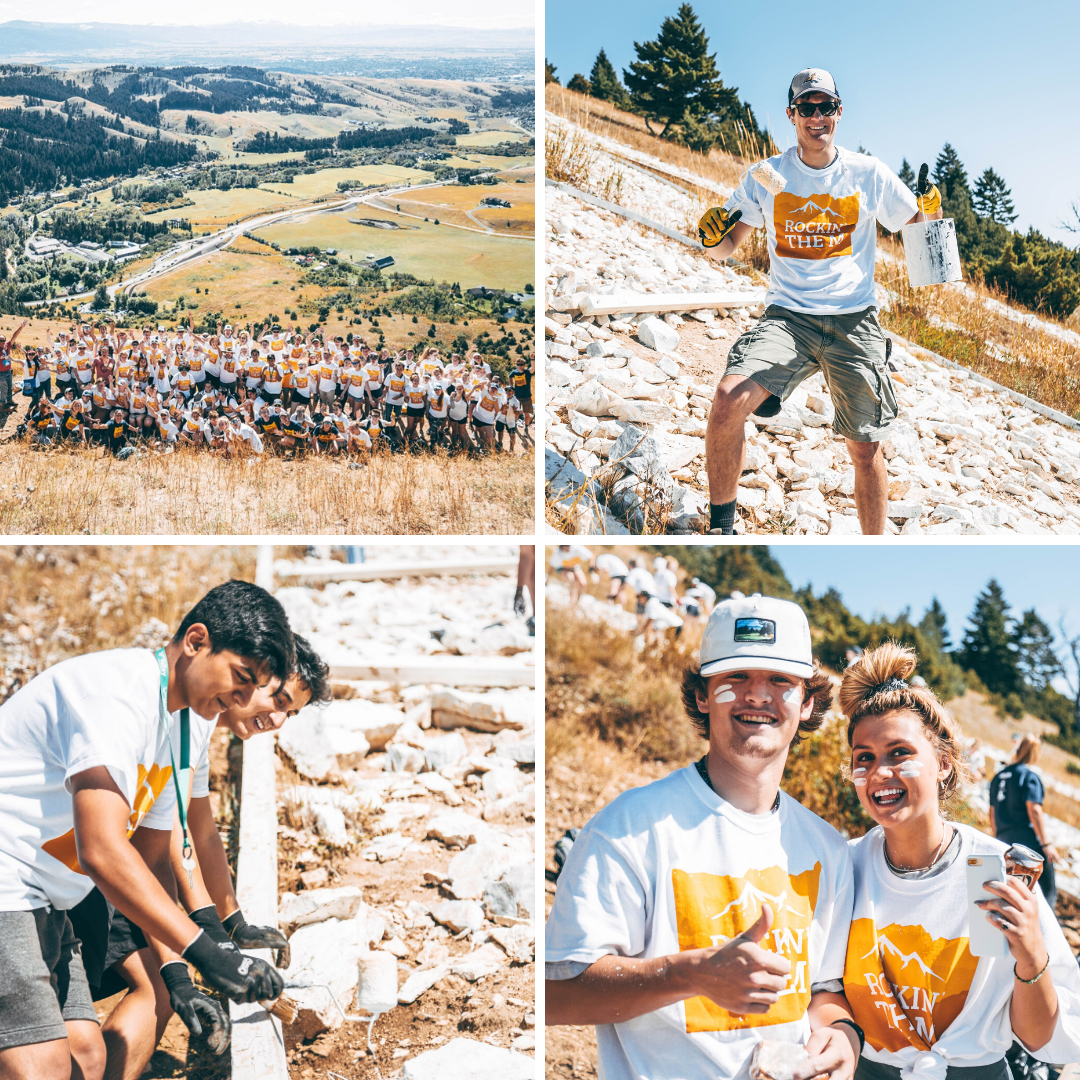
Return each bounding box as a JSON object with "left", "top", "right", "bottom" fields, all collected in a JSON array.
[
  {"left": 547, "top": 593, "right": 1080, "bottom": 1080},
  {"left": 0, "top": 580, "right": 332, "bottom": 1080},
  {"left": 7, "top": 319, "right": 534, "bottom": 457}
]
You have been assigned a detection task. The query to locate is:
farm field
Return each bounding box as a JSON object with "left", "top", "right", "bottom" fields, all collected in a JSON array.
[
  {"left": 141, "top": 187, "right": 298, "bottom": 228},
  {"left": 382, "top": 178, "right": 535, "bottom": 236},
  {"left": 456, "top": 130, "right": 532, "bottom": 147},
  {"left": 254, "top": 206, "right": 534, "bottom": 291},
  {"left": 259, "top": 164, "right": 432, "bottom": 200}
]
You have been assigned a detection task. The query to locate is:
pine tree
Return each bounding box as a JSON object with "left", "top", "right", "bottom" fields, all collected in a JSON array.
[
  {"left": 959, "top": 579, "right": 1020, "bottom": 695},
  {"left": 623, "top": 3, "right": 736, "bottom": 138},
  {"left": 918, "top": 598, "right": 951, "bottom": 652},
  {"left": 589, "top": 49, "right": 630, "bottom": 109},
  {"left": 567, "top": 73, "right": 590, "bottom": 95},
  {"left": 933, "top": 143, "right": 970, "bottom": 203},
  {"left": 545, "top": 60, "right": 560, "bottom": 86},
  {"left": 1012, "top": 609, "right": 1060, "bottom": 694},
  {"left": 898, "top": 158, "right": 916, "bottom": 193},
  {"left": 972, "top": 167, "right": 1018, "bottom": 225}
]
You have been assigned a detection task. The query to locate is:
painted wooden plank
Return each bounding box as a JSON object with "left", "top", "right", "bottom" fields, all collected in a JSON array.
[
  {"left": 331, "top": 656, "right": 534, "bottom": 688},
  {"left": 578, "top": 291, "right": 759, "bottom": 317},
  {"left": 229, "top": 728, "right": 289, "bottom": 1080},
  {"left": 273, "top": 556, "right": 518, "bottom": 582}
]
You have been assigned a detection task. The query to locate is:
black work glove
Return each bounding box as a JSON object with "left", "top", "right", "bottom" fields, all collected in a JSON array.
[
  {"left": 513, "top": 586, "right": 527, "bottom": 618},
  {"left": 183, "top": 928, "right": 284, "bottom": 1003},
  {"left": 223, "top": 909, "right": 291, "bottom": 970},
  {"left": 188, "top": 904, "right": 241, "bottom": 951},
  {"left": 159, "top": 961, "right": 231, "bottom": 1055},
  {"left": 916, "top": 163, "right": 941, "bottom": 215}
]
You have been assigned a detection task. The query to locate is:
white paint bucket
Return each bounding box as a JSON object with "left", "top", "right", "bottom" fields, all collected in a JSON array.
[
  {"left": 901, "top": 217, "right": 963, "bottom": 287},
  {"left": 356, "top": 952, "right": 398, "bottom": 1015}
]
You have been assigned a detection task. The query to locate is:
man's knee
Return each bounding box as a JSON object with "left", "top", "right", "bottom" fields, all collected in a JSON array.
[
  {"left": 846, "top": 438, "right": 883, "bottom": 468},
  {"left": 66, "top": 1022, "right": 106, "bottom": 1080},
  {"left": 709, "top": 378, "right": 769, "bottom": 429},
  {"left": 0, "top": 1039, "right": 74, "bottom": 1080}
]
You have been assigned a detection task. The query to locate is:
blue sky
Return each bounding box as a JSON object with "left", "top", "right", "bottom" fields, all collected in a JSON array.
[
  {"left": 769, "top": 545, "right": 1080, "bottom": 693},
  {"left": 546, "top": 0, "right": 1080, "bottom": 245}
]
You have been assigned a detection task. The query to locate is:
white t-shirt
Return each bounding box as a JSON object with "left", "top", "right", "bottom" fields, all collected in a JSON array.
[
  {"left": 845, "top": 824, "right": 1080, "bottom": 1076},
  {"left": 238, "top": 424, "right": 264, "bottom": 453},
  {"left": 550, "top": 546, "right": 592, "bottom": 571},
  {"left": 626, "top": 566, "right": 655, "bottom": 596},
  {"left": 652, "top": 566, "right": 677, "bottom": 603},
  {"left": 546, "top": 767, "right": 854, "bottom": 1080},
  {"left": 642, "top": 595, "right": 682, "bottom": 629},
  {"left": 596, "top": 554, "right": 629, "bottom": 579},
  {"left": 728, "top": 146, "right": 917, "bottom": 315},
  {"left": 0, "top": 650, "right": 215, "bottom": 910},
  {"left": 140, "top": 709, "right": 214, "bottom": 829}
]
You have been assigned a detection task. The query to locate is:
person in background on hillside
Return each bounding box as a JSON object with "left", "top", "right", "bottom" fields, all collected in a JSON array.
[
  {"left": 594, "top": 551, "right": 632, "bottom": 606},
  {"left": 697, "top": 67, "right": 943, "bottom": 536},
  {"left": 635, "top": 586, "right": 683, "bottom": 646},
  {"left": 652, "top": 555, "right": 678, "bottom": 609},
  {"left": 989, "top": 734, "right": 1059, "bottom": 911},
  {"left": 546, "top": 593, "right": 861, "bottom": 1080},
  {"left": 839, "top": 645, "right": 1080, "bottom": 1080},
  {"left": 549, "top": 545, "right": 593, "bottom": 608},
  {"left": 689, "top": 576, "right": 716, "bottom": 613},
  {"left": 0, "top": 320, "right": 28, "bottom": 411},
  {"left": 625, "top": 557, "right": 656, "bottom": 602}
]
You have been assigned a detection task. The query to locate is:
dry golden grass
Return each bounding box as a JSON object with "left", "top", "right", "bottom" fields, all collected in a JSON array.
[
  {"left": 546, "top": 83, "right": 758, "bottom": 194},
  {"left": 0, "top": 441, "right": 533, "bottom": 535},
  {"left": 0, "top": 545, "right": 255, "bottom": 701},
  {"left": 877, "top": 235, "right": 1080, "bottom": 420}
]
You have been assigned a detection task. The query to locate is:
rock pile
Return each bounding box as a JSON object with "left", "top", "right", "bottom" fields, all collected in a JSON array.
[
  {"left": 545, "top": 143, "right": 1080, "bottom": 535},
  {"left": 268, "top": 557, "right": 536, "bottom": 1069}
]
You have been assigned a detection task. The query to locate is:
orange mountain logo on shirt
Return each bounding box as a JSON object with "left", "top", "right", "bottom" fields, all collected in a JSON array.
[
  {"left": 673, "top": 863, "right": 821, "bottom": 1032},
  {"left": 40, "top": 763, "right": 173, "bottom": 876},
  {"left": 844, "top": 918, "right": 979, "bottom": 1051},
  {"left": 773, "top": 191, "right": 860, "bottom": 260}
]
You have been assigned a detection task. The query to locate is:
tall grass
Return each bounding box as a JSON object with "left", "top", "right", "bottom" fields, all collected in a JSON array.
[
  {"left": 877, "top": 235, "right": 1080, "bottom": 420},
  {"left": 0, "top": 441, "right": 533, "bottom": 535}
]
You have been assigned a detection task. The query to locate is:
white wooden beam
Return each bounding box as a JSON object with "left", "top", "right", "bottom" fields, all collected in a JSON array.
[
  {"left": 331, "top": 656, "right": 534, "bottom": 688},
  {"left": 229, "top": 733, "right": 289, "bottom": 1080},
  {"left": 273, "top": 556, "right": 518, "bottom": 582},
  {"left": 578, "top": 291, "right": 760, "bottom": 317}
]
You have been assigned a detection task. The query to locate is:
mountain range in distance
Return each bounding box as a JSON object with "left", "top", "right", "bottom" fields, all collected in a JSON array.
[{"left": 0, "top": 20, "right": 534, "bottom": 65}]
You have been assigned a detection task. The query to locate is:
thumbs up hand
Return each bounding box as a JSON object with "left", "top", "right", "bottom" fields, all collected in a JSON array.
[{"left": 682, "top": 904, "right": 793, "bottom": 1015}]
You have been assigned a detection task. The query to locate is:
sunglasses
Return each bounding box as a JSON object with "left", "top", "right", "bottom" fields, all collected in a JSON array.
[{"left": 792, "top": 99, "right": 839, "bottom": 118}]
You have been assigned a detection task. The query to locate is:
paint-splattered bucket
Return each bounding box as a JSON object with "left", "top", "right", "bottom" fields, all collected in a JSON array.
[
  {"left": 901, "top": 217, "right": 963, "bottom": 287},
  {"left": 356, "top": 952, "right": 398, "bottom": 1015}
]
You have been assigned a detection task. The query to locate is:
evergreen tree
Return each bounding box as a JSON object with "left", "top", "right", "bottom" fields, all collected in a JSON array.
[
  {"left": 567, "top": 73, "right": 590, "bottom": 95},
  {"left": 589, "top": 49, "right": 630, "bottom": 109},
  {"left": 623, "top": 3, "right": 736, "bottom": 138},
  {"left": 545, "top": 60, "right": 560, "bottom": 86},
  {"left": 918, "top": 598, "right": 951, "bottom": 652},
  {"left": 958, "top": 579, "right": 1021, "bottom": 695},
  {"left": 898, "top": 158, "right": 916, "bottom": 193},
  {"left": 1012, "top": 609, "right": 1060, "bottom": 694},
  {"left": 933, "top": 143, "right": 970, "bottom": 203},
  {"left": 972, "top": 167, "right": 1018, "bottom": 225}
]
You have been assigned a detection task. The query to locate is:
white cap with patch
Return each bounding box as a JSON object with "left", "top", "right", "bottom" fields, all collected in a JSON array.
[
  {"left": 699, "top": 593, "right": 813, "bottom": 679},
  {"left": 788, "top": 67, "right": 840, "bottom": 105}
]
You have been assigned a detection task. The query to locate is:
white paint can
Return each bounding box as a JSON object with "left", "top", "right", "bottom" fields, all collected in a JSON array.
[
  {"left": 901, "top": 217, "right": 963, "bottom": 287},
  {"left": 356, "top": 952, "right": 398, "bottom": 1015}
]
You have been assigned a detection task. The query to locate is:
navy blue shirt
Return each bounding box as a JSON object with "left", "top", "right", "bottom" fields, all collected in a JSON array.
[{"left": 988, "top": 762, "right": 1043, "bottom": 839}]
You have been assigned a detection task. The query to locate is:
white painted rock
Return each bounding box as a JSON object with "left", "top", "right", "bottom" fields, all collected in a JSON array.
[
  {"left": 451, "top": 943, "right": 506, "bottom": 982},
  {"left": 569, "top": 380, "right": 615, "bottom": 417},
  {"left": 637, "top": 315, "right": 680, "bottom": 353},
  {"left": 401, "top": 1038, "right": 533, "bottom": 1080},
  {"left": 426, "top": 810, "right": 493, "bottom": 850},
  {"left": 431, "top": 689, "right": 522, "bottom": 733},
  {"left": 428, "top": 899, "right": 485, "bottom": 933}
]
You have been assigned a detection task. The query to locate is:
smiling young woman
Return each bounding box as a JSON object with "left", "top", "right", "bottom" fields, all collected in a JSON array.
[{"left": 838, "top": 643, "right": 1080, "bottom": 1080}]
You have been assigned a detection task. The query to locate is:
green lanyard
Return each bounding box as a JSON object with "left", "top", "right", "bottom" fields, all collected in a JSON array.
[{"left": 154, "top": 648, "right": 195, "bottom": 871}]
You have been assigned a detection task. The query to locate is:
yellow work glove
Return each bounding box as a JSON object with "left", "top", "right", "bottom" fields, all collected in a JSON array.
[
  {"left": 698, "top": 205, "right": 743, "bottom": 249},
  {"left": 916, "top": 162, "right": 941, "bottom": 215}
]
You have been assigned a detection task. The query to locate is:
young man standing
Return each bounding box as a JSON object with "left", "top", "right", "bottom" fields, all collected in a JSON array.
[
  {"left": 0, "top": 581, "right": 292, "bottom": 1080},
  {"left": 697, "top": 68, "right": 942, "bottom": 535},
  {"left": 546, "top": 594, "right": 860, "bottom": 1080}
]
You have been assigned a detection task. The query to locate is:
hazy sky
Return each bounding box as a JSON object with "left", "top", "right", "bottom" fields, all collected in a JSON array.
[
  {"left": 546, "top": 0, "right": 1080, "bottom": 245},
  {"left": 0, "top": 1, "right": 533, "bottom": 28},
  {"left": 770, "top": 545, "right": 1080, "bottom": 694}
]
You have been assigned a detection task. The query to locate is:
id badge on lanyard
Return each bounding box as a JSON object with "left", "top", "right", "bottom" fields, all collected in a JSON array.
[{"left": 154, "top": 648, "right": 196, "bottom": 887}]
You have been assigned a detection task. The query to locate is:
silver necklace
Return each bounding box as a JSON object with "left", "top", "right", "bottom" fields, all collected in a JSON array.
[{"left": 883, "top": 824, "right": 952, "bottom": 872}]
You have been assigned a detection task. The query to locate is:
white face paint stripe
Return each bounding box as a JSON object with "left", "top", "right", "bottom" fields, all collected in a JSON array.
[
  {"left": 782, "top": 687, "right": 801, "bottom": 704},
  {"left": 714, "top": 684, "right": 736, "bottom": 704},
  {"left": 852, "top": 767, "right": 867, "bottom": 787},
  {"left": 898, "top": 760, "right": 924, "bottom": 777}
]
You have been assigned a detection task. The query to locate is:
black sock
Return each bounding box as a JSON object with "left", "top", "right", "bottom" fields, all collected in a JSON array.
[{"left": 709, "top": 500, "right": 737, "bottom": 534}]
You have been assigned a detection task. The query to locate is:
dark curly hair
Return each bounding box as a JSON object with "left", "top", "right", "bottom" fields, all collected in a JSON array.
[{"left": 681, "top": 661, "right": 834, "bottom": 744}]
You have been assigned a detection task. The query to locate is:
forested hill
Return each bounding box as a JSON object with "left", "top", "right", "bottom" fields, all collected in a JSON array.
[
  {"left": 647, "top": 545, "right": 1078, "bottom": 735},
  {"left": 0, "top": 108, "right": 197, "bottom": 205}
]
